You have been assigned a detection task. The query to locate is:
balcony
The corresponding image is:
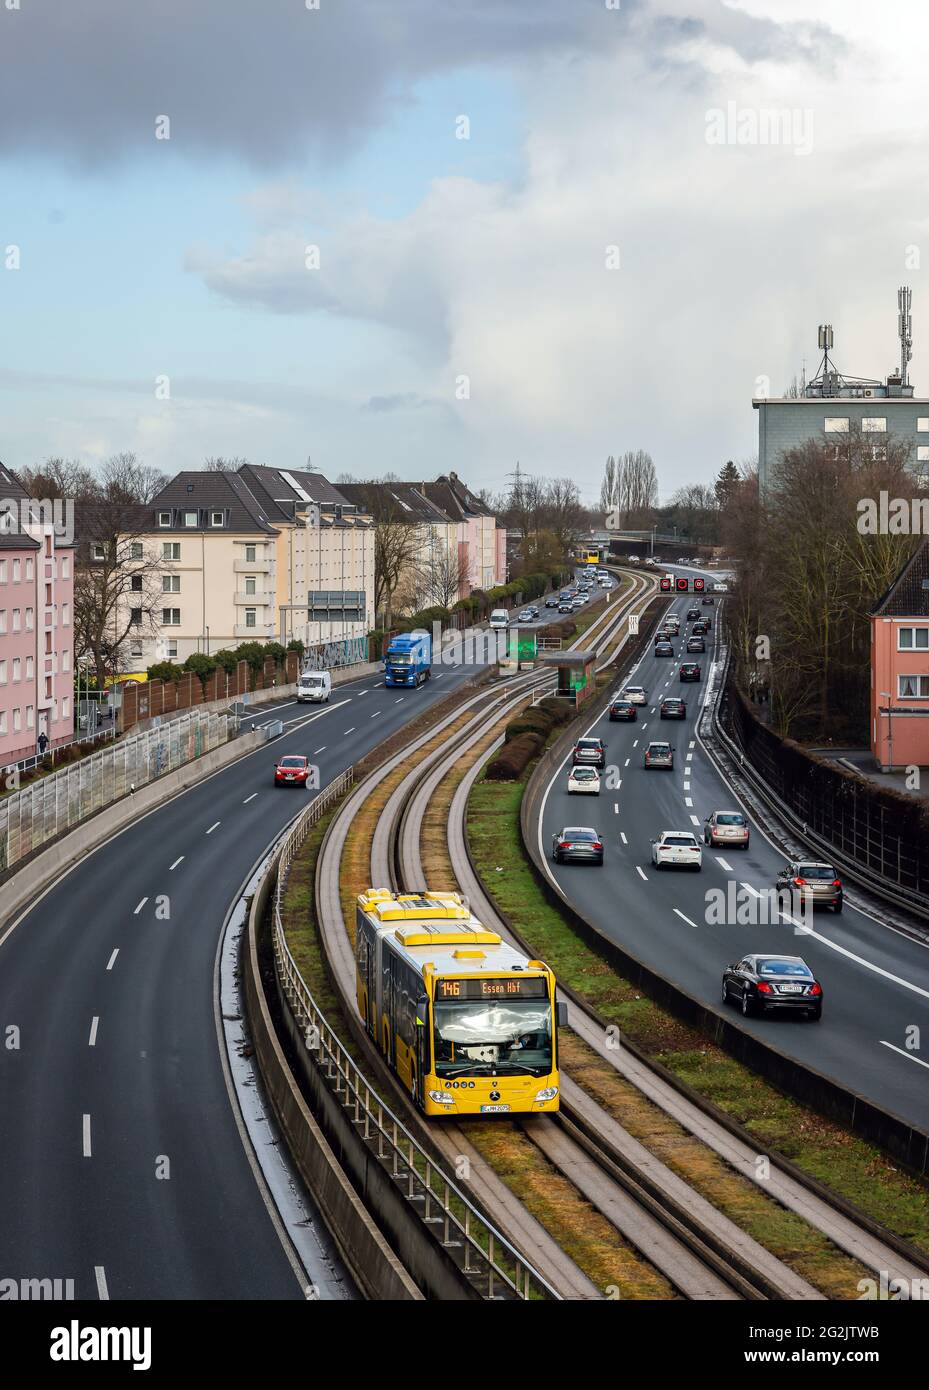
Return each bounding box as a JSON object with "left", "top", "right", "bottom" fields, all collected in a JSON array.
[
  {"left": 235, "top": 591, "right": 274, "bottom": 606},
  {"left": 233, "top": 558, "right": 272, "bottom": 574},
  {"left": 234, "top": 622, "right": 275, "bottom": 639}
]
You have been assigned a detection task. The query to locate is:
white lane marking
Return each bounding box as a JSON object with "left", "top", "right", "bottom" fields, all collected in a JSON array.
[
  {"left": 800, "top": 929, "right": 929, "bottom": 1003},
  {"left": 741, "top": 882, "right": 761, "bottom": 896},
  {"left": 880, "top": 1041, "right": 929, "bottom": 1071},
  {"left": 95, "top": 1267, "right": 109, "bottom": 1300},
  {"left": 106, "top": 949, "right": 119, "bottom": 971},
  {"left": 344, "top": 727, "right": 355, "bottom": 735},
  {"left": 620, "top": 832, "right": 628, "bottom": 844},
  {"left": 716, "top": 856, "right": 733, "bottom": 872},
  {"left": 206, "top": 821, "right": 221, "bottom": 835},
  {"left": 370, "top": 711, "right": 381, "bottom": 718},
  {"left": 242, "top": 793, "right": 257, "bottom": 805},
  {"left": 433, "top": 672, "right": 444, "bottom": 679},
  {"left": 394, "top": 698, "right": 404, "bottom": 703},
  {"left": 314, "top": 746, "right": 326, "bottom": 754},
  {"left": 689, "top": 740, "right": 696, "bottom": 749},
  {"left": 133, "top": 898, "right": 148, "bottom": 915},
  {"left": 650, "top": 707, "right": 656, "bottom": 714},
  {"left": 624, "top": 758, "right": 630, "bottom": 767},
  {"left": 636, "top": 865, "right": 648, "bottom": 881},
  {"left": 632, "top": 739, "right": 638, "bottom": 748},
  {"left": 684, "top": 782, "right": 691, "bottom": 791},
  {"left": 674, "top": 908, "right": 699, "bottom": 929},
  {"left": 83, "top": 1114, "right": 92, "bottom": 1157},
  {"left": 371, "top": 682, "right": 382, "bottom": 688},
  {"left": 641, "top": 722, "right": 648, "bottom": 729},
  {"left": 88, "top": 1016, "right": 99, "bottom": 1047},
  {"left": 614, "top": 802, "right": 619, "bottom": 813},
  {"left": 169, "top": 855, "right": 185, "bottom": 869},
  {"left": 685, "top": 797, "right": 693, "bottom": 807},
  {"left": 686, "top": 752, "right": 693, "bottom": 761},
  {"left": 356, "top": 689, "right": 369, "bottom": 695},
  {"left": 689, "top": 814, "right": 700, "bottom": 825}
]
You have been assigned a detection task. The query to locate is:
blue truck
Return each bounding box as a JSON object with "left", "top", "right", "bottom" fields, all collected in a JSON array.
[{"left": 384, "top": 629, "right": 432, "bottom": 687}]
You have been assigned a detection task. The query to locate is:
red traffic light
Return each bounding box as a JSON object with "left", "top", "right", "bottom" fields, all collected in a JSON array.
[
  {"left": 676, "top": 577, "right": 689, "bottom": 592},
  {"left": 660, "top": 577, "right": 672, "bottom": 591},
  {"left": 694, "top": 577, "right": 705, "bottom": 592}
]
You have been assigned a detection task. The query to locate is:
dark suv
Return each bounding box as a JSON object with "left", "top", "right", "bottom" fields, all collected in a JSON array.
[{"left": 609, "top": 698, "right": 637, "bottom": 721}]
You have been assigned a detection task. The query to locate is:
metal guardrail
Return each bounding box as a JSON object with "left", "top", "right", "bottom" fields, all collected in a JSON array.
[
  {"left": 0, "top": 707, "right": 235, "bottom": 875},
  {"left": 270, "top": 772, "right": 559, "bottom": 1301}
]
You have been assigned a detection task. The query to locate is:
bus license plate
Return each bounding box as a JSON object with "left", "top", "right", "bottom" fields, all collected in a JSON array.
[{"left": 480, "top": 1104, "right": 510, "bottom": 1113}]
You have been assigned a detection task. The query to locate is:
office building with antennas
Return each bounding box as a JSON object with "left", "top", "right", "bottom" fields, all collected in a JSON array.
[{"left": 754, "top": 288, "right": 929, "bottom": 493}]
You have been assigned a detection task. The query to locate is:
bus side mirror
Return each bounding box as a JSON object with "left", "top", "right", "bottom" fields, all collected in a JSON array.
[
  {"left": 415, "top": 997, "right": 429, "bottom": 1028},
  {"left": 556, "top": 1002, "right": 568, "bottom": 1028}
]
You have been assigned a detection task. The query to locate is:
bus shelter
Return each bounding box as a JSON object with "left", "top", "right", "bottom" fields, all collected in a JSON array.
[{"left": 539, "top": 650, "right": 597, "bottom": 706}]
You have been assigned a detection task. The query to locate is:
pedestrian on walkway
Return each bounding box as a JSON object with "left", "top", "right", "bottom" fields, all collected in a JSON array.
[{"left": 37, "top": 731, "right": 49, "bottom": 756}]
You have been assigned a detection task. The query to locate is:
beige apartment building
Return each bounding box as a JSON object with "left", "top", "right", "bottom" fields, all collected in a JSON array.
[{"left": 123, "top": 467, "right": 374, "bottom": 667}]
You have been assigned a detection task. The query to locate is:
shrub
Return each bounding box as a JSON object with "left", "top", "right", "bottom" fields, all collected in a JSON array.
[
  {"left": 212, "top": 648, "right": 239, "bottom": 675},
  {"left": 184, "top": 653, "right": 218, "bottom": 683},
  {"left": 147, "top": 661, "right": 182, "bottom": 683},
  {"left": 485, "top": 731, "right": 543, "bottom": 780},
  {"left": 536, "top": 697, "right": 572, "bottom": 725},
  {"left": 504, "top": 711, "right": 555, "bottom": 742},
  {"left": 286, "top": 638, "right": 305, "bottom": 659}
]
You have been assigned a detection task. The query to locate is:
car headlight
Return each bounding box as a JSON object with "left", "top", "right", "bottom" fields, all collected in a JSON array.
[
  {"left": 428, "top": 1090, "right": 455, "bottom": 1105},
  {"left": 534, "top": 1086, "right": 559, "bottom": 1103}
]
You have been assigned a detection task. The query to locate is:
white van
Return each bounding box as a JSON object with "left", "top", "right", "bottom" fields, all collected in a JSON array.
[
  {"left": 297, "top": 670, "right": 332, "bottom": 703},
  {"left": 489, "top": 609, "right": 510, "bottom": 630}
]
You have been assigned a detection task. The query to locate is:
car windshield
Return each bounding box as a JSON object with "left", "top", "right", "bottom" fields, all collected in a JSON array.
[
  {"left": 613, "top": 701, "right": 632, "bottom": 709},
  {"left": 625, "top": 688, "right": 643, "bottom": 695},
  {"left": 433, "top": 998, "right": 553, "bottom": 1078},
  {"left": 571, "top": 767, "right": 597, "bottom": 779},
  {"left": 664, "top": 834, "right": 696, "bottom": 846},
  {"left": 301, "top": 676, "right": 324, "bottom": 686},
  {"left": 577, "top": 740, "right": 600, "bottom": 750},
  {"left": 798, "top": 865, "right": 836, "bottom": 880},
  {"left": 757, "top": 959, "right": 813, "bottom": 978},
  {"left": 716, "top": 813, "right": 745, "bottom": 825},
  {"left": 280, "top": 758, "right": 305, "bottom": 768}
]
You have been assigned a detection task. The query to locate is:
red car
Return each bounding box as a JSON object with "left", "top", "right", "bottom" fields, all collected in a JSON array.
[{"left": 274, "top": 755, "right": 311, "bottom": 786}]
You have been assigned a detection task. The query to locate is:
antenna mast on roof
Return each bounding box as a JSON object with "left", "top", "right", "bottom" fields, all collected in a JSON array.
[{"left": 898, "top": 286, "right": 913, "bottom": 387}]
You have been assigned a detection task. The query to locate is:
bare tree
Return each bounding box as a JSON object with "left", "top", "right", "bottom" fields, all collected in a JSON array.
[
  {"left": 203, "top": 456, "right": 250, "bottom": 473},
  {"left": 412, "top": 532, "right": 470, "bottom": 609}
]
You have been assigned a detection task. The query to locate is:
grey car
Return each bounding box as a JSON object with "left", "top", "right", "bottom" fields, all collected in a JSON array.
[
  {"left": 775, "top": 861, "right": 843, "bottom": 913},
  {"left": 552, "top": 827, "right": 604, "bottom": 865},
  {"left": 643, "top": 740, "right": 673, "bottom": 769}
]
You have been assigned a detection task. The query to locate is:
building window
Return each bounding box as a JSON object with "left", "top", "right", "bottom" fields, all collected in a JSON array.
[
  {"left": 62, "top": 697, "right": 70, "bottom": 720},
  {"left": 62, "top": 649, "right": 70, "bottom": 673},
  {"left": 13, "top": 708, "right": 21, "bottom": 733},
  {"left": 12, "top": 658, "right": 20, "bottom": 681},
  {"left": 26, "top": 705, "right": 34, "bottom": 729},
  {"left": 918, "top": 447, "right": 929, "bottom": 463},
  {"left": 211, "top": 511, "right": 225, "bottom": 527},
  {"left": 824, "top": 417, "right": 849, "bottom": 432},
  {"left": 244, "top": 608, "right": 256, "bottom": 628},
  {"left": 130, "top": 641, "right": 143, "bottom": 658},
  {"left": 131, "top": 575, "right": 143, "bottom": 591},
  {"left": 162, "top": 542, "right": 180, "bottom": 561},
  {"left": 62, "top": 603, "right": 70, "bottom": 627},
  {"left": 92, "top": 544, "right": 106, "bottom": 561},
  {"left": 0, "top": 560, "right": 5, "bottom": 582},
  {"left": 13, "top": 559, "right": 21, "bottom": 580},
  {"left": 12, "top": 608, "right": 20, "bottom": 632},
  {"left": 61, "top": 556, "right": 69, "bottom": 579},
  {"left": 25, "top": 656, "right": 33, "bottom": 678},
  {"left": 898, "top": 627, "right": 929, "bottom": 650},
  {"left": 158, "top": 511, "right": 172, "bottom": 527},
  {"left": 919, "top": 419, "right": 929, "bottom": 432},
  {"left": 162, "top": 608, "right": 181, "bottom": 626},
  {"left": 898, "top": 674, "right": 929, "bottom": 699},
  {"left": 166, "top": 640, "right": 178, "bottom": 658},
  {"left": 0, "top": 611, "right": 4, "bottom": 634},
  {"left": 25, "top": 607, "right": 34, "bottom": 629},
  {"left": 245, "top": 576, "right": 256, "bottom": 595},
  {"left": 245, "top": 545, "right": 256, "bottom": 562},
  {"left": 862, "top": 417, "right": 886, "bottom": 432},
  {"left": 0, "top": 711, "right": 5, "bottom": 734},
  {"left": 130, "top": 542, "right": 143, "bottom": 559},
  {"left": 162, "top": 574, "right": 180, "bottom": 593},
  {"left": 183, "top": 511, "right": 197, "bottom": 527},
  {"left": 25, "top": 559, "right": 34, "bottom": 580},
  {"left": 130, "top": 608, "right": 142, "bottom": 626}
]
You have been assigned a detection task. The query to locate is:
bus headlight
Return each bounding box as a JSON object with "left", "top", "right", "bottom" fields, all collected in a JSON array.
[
  {"left": 534, "top": 1086, "right": 559, "bottom": 1103},
  {"left": 428, "top": 1091, "right": 455, "bottom": 1105}
]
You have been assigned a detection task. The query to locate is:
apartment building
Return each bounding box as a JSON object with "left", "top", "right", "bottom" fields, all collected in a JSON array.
[
  {"left": 123, "top": 467, "right": 374, "bottom": 666},
  {"left": 418, "top": 472, "right": 505, "bottom": 591},
  {"left": 871, "top": 540, "right": 929, "bottom": 771},
  {"left": 336, "top": 480, "right": 461, "bottom": 611},
  {"left": 0, "top": 463, "right": 74, "bottom": 764}
]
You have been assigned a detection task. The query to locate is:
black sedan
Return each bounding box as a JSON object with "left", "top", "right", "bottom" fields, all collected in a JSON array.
[
  {"left": 701, "top": 596, "right": 715, "bottom": 606},
  {"left": 686, "top": 608, "right": 701, "bottom": 620},
  {"left": 545, "top": 596, "right": 560, "bottom": 608},
  {"left": 558, "top": 601, "right": 574, "bottom": 614},
  {"left": 679, "top": 662, "right": 701, "bottom": 681},
  {"left": 655, "top": 640, "right": 674, "bottom": 657},
  {"left": 552, "top": 827, "right": 604, "bottom": 865},
  {"left": 660, "top": 697, "right": 686, "bottom": 719},
  {"left": 609, "top": 698, "right": 637, "bottom": 721},
  {"left": 721, "top": 955, "right": 822, "bottom": 1020}
]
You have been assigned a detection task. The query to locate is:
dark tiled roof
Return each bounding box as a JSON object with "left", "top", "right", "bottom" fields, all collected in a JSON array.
[
  {"left": 239, "top": 464, "right": 356, "bottom": 517},
  {"left": 338, "top": 481, "right": 451, "bottom": 525},
  {"left": 872, "top": 539, "right": 929, "bottom": 617},
  {"left": 422, "top": 472, "right": 492, "bottom": 521},
  {"left": 0, "top": 463, "right": 42, "bottom": 551},
  {"left": 146, "top": 472, "right": 279, "bottom": 534}
]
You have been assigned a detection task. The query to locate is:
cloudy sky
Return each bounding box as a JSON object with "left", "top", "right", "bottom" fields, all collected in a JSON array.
[{"left": 1, "top": 0, "right": 927, "bottom": 502}]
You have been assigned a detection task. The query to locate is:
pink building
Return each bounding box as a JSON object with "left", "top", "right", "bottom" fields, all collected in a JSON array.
[
  {"left": 420, "top": 473, "right": 506, "bottom": 593},
  {"left": 870, "top": 540, "right": 929, "bottom": 771},
  {"left": 0, "top": 464, "right": 74, "bottom": 766}
]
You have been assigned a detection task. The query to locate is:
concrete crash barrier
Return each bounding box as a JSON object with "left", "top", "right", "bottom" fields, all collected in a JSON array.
[{"left": 244, "top": 870, "right": 422, "bottom": 1302}]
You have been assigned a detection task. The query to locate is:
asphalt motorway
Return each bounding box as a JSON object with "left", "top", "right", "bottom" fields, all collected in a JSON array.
[
  {"left": 540, "top": 569, "right": 929, "bottom": 1133},
  {"left": 0, "top": 657, "right": 491, "bottom": 1300}
]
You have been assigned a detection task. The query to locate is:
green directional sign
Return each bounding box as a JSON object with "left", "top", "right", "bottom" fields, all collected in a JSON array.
[{"left": 508, "top": 630, "right": 538, "bottom": 664}]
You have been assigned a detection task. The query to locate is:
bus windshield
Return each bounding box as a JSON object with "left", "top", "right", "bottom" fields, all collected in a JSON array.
[{"left": 433, "top": 997, "right": 553, "bottom": 1078}]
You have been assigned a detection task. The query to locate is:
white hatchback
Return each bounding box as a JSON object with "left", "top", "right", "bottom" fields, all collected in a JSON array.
[
  {"left": 651, "top": 830, "right": 703, "bottom": 871},
  {"left": 567, "top": 765, "right": 601, "bottom": 795}
]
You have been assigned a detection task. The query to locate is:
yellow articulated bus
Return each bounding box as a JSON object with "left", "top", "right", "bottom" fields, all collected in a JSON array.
[{"left": 355, "top": 889, "right": 566, "bottom": 1117}]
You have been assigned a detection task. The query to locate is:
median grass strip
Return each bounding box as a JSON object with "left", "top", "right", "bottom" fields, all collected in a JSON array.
[{"left": 467, "top": 772, "right": 929, "bottom": 1291}]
